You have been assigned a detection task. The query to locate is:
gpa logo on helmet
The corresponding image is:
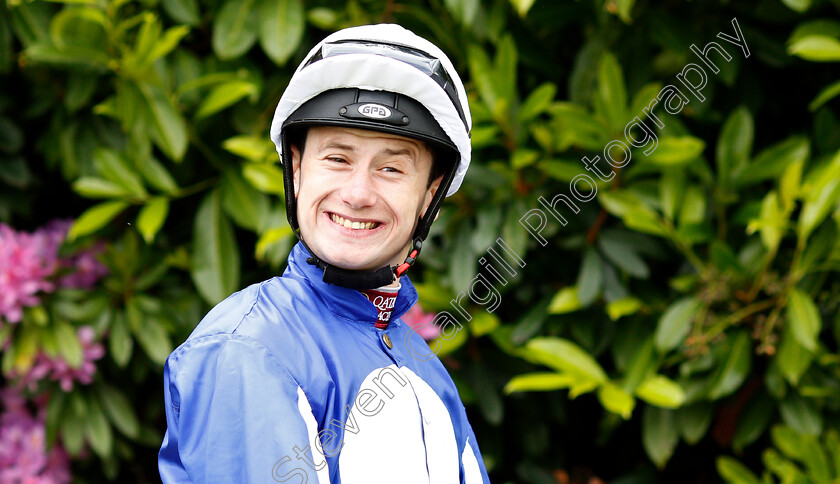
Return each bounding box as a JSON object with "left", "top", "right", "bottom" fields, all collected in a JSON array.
[{"left": 358, "top": 104, "right": 392, "bottom": 119}]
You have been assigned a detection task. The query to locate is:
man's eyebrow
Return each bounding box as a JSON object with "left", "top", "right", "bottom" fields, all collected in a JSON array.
[
  {"left": 318, "top": 140, "right": 356, "bottom": 152},
  {"left": 379, "top": 147, "right": 417, "bottom": 158}
]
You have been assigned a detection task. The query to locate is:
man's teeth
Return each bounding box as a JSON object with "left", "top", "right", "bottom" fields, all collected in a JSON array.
[{"left": 330, "top": 214, "right": 378, "bottom": 230}]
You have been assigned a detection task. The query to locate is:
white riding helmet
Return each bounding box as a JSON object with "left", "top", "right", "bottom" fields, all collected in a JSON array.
[{"left": 269, "top": 24, "right": 472, "bottom": 290}]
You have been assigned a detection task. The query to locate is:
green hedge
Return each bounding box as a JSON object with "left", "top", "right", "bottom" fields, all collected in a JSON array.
[{"left": 1, "top": 0, "right": 839, "bottom": 482}]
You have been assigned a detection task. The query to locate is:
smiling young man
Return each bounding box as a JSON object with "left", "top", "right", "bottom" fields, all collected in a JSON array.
[{"left": 159, "top": 24, "right": 490, "bottom": 483}]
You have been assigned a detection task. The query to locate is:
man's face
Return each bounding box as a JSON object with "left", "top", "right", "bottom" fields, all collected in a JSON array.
[{"left": 291, "top": 126, "right": 442, "bottom": 272}]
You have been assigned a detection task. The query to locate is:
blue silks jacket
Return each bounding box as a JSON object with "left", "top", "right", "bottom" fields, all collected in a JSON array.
[{"left": 159, "top": 242, "right": 491, "bottom": 484}]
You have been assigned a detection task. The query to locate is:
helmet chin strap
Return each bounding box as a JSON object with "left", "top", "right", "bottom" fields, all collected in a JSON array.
[{"left": 301, "top": 162, "right": 456, "bottom": 291}]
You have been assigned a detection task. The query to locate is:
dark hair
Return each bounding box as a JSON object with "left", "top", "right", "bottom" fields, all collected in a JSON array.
[{"left": 289, "top": 127, "right": 452, "bottom": 188}]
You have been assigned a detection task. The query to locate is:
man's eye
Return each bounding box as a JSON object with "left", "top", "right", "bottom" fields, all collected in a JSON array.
[
  {"left": 327, "top": 157, "right": 347, "bottom": 164},
  {"left": 382, "top": 167, "right": 403, "bottom": 174}
]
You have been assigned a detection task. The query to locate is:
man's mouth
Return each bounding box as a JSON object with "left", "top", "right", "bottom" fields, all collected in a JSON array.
[{"left": 329, "top": 213, "right": 381, "bottom": 230}]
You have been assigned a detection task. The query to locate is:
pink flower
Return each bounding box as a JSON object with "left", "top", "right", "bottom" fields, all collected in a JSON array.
[
  {"left": 16, "top": 327, "right": 105, "bottom": 393},
  {"left": 0, "top": 221, "right": 108, "bottom": 324},
  {"left": 0, "top": 388, "right": 71, "bottom": 484},
  {"left": 402, "top": 304, "right": 440, "bottom": 341}
]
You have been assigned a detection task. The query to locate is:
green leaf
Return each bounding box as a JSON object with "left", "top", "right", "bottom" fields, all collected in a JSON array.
[
  {"left": 136, "top": 197, "right": 169, "bottom": 243},
  {"left": 798, "top": 177, "right": 840, "bottom": 241},
  {"left": 599, "top": 236, "right": 649, "bottom": 279},
  {"left": 139, "top": 156, "right": 179, "bottom": 194},
  {"left": 93, "top": 148, "right": 147, "bottom": 198},
  {"left": 503, "top": 372, "right": 575, "bottom": 394},
  {"left": 547, "top": 286, "right": 582, "bottom": 314},
  {"left": 786, "top": 289, "right": 821, "bottom": 351},
  {"left": 96, "top": 384, "right": 139, "bottom": 439},
  {"left": 746, "top": 191, "right": 784, "bottom": 254},
  {"left": 131, "top": 313, "right": 172, "bottom": 366},
  {"left": 191, "top": 191, "right": 240, "bottom": 305},
  {"left": 576, "top": 248, "right": 603, "bottom": 306},
  {"left": 788, "top": 35, "right": 840, "bottom": 62},
  {"left": 517, "top": 83, "right": 556, "bottom": 122},
  {"left": 734, "top": 136, "right": 810, "bottom": 187},
  {"left": 469, "top": 311, "right": 500, "bottom": 337},
  {"left": 654, "top": 297, "right": 701, "bottom": 353},
  {"left": 195, "top": 80, "right": 258, "bottom": 119},
  {"left": 660, "top": 169, "right": 685, "bottom": 221},
  {"left": 258, "top": 0, "right": 304, "bottom": 65},
  {"left": 678, "top": 186, "right": 706, "bottom": 226},
  {"left": 645, "top": 137, "right": 706, "bottom": 166},
  {"left": 779, "top": 394, "right": 822, "bottom": 436},
  {"left": 676, "top": 403, "right": 713, "bottom": 444},
  {"left": 83, "top": 396, "right": 113, "bottom": 458},
  {"left": 509, "top": 0, "right": 536, "bottom": 17},
  {"left": 606, "top": 297, "right": 641, "bottom": 321},
  {"left": 161, "top": 0, "right": 200, "bottom": 25},
  {"left": 733, "top": 394, "right": 775, "bottom": 452},
  {"left": 636, "top": 375, "right": 686, "bottom": 409},
  {"left": 777, "top": 315, "right": 815, "bottom": 386},
  {"left": 595, "top": 51, "right": 627, "bottom": 133},
  {"left": 643, "top": 406, "right": 678, "bottom": 468},
  {"left": 60, "top": 413, "right": 85, "bottom": 456},
  {"left": 223, "top": 135, "right": 275, "bottom": 162},
  {"left": 138, "top": 83, "right": 188, "bottom": 162},
  {"left": 242, "top": 162, "right": 286, "bottom": 195},
  {"left": 717, "top": 456, "right": 760, "bottom": 484},
  {"left": 72, "top": 177, "right": 132, "bottom": 199},
  {"left": 220, "top": 169, "right": 266, "bottom": 231},
  {"left": 781, "top": 0, "right": 811, "bottom": 12},
  {"left": 54, "top": 321, "right": 83, "bottom": 369},
  {"left": 717, "top": 107, "right": 754, "bottom": 186},
  {"left": 597, "top": 383, "right": 635, "bottom": 419},
  {"left": 708, "top": 332, "right": 752, "bottom": 400},
  {"left": 68, "top": 200, "right": 129, "bottom": 241},
  {"left": 108, "top": 313, "right": 133, "bottom": 368},
  {"left": 444, "top": 0, "right": 479, "bottom": 27},
  {"left": 213, "top": 0, "right": 258, "bottom": 60},
  {"left": 524, "top": 337, "right": 607, "bottom": 383},
  {"left": 809, "top": 79, "right": 840, "bottom": 111},
  {"left": 255, "top": 226, "right": 294, "bottom": 260}
]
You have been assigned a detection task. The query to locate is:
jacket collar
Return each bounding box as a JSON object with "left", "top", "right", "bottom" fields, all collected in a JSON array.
[{"left": 283, "top": 242, "right": 419, "bottom": 325}]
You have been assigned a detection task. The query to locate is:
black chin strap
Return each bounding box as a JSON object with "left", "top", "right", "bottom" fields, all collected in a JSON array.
[{"left": 301, "top": 162, "right": 456, "bottom": 291}]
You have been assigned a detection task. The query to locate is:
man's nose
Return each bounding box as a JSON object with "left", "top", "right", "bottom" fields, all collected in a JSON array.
[{"left": 340, "top": 167, "right": 377, "bottom": 208}]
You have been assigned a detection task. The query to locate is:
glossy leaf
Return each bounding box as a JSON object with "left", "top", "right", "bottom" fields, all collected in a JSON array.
[
  {"left": 83, "top": 396, "right": 113, "bottom": 458},
  {"left": 212, "top": 0, "right": 258, "bottom": 60},
  {"left": 524, "top": 337, "right": 607, "bottom": 383},
  {"left": 643, "top": 406, "right": 678, "bottom": 468},
  {"left": 786, "top": 289, "right": 821, "bottom": 351},
  {"left": 503, "top": 372, "right": 575, "bottom": 394},
  {"left": 258, "top": 0, "right": 304, "bottom": 66},
  {"left": 707, "top": 332, "right": 752, "bottom": 400},
  {"left": 717, "top": 456, "right": 760, "bottom": 484},
  {"left": 191, "top": 191, "right": 240, "bottom": 305},
  {"left": 195, "top": 80, "right": 258, "bottom": 119},
  {"left": 717, "top": 107, "right": 754, "bottom": 186},
  {"left": 654, "top": 297, "right": 700, "bottom": 353},
  {"left": 97, "top": 384, "right": 140, "bottom": 439},
  {"left": 136, "top": 197, "right": 170, "bottom": 243},
  {"left": 636, "top": 375, "right": 686, "bottom": 409},
  {"left": 68, "top": 200, "right": 129, "bottom": 241},
  {"left": 547, "top": 286, "right": 582, "bottom": 314},
  {"left": 645, "top": 137, "right": 705, "bottom": 166},
  {"left": 597, "top": 383, "right": 635, "bottom": 419}
]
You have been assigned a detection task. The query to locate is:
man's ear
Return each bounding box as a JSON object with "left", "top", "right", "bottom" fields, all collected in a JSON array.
[
  {"left": 290, "top": 144, "right": 302, "bottom": 198},
  {"left": 420, "top": 173, "right": 444, "bottom": 220}
]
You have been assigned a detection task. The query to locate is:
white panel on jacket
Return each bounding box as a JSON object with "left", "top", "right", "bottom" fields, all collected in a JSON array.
[
  {"left": 338, "top": 365, "right": 459, "bottom": 483},
  {"left": 297, "top": 386, "right": 331, "bottom": 484},
  {"left": 462, "top": 437, "right": 483, "bottom": 484}
]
